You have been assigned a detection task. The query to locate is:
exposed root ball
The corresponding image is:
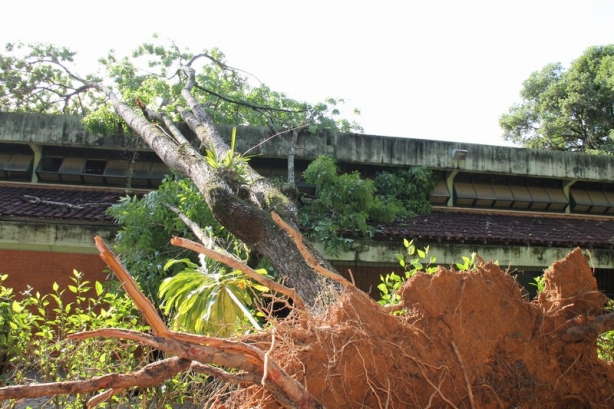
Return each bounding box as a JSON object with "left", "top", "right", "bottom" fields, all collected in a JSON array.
[{"left": 224, "top": 249, "right": 614, "bottom": 408}]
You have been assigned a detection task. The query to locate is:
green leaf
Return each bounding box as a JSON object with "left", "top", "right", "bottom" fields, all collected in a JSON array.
[
  {"left": 251, "top": 284, "right": 269, "bottom": 292},
  {"left": 12, "top": 300, "right": 23, "bottom": 313},
  {"left": 163, "top": 258, "right": 198, "bottom": 271},
  {"left": 95, "top": 281, "right": 104, "bottom": 297}
]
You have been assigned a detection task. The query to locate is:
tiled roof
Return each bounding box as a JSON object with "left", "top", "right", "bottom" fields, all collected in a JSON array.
[
  {"left": 375, "top": 209, "right": 614, "bottom": 250},
  {"left": 0, "top": 183, "right": 128, "bottom": 223},
  {"left": 2, "top": 184, "right": 614, "bottom": 250}
]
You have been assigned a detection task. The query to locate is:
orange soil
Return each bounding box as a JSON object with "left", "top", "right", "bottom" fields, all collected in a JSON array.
[{"left": 223, "top": 248, "right": 614, "bottom": 408}]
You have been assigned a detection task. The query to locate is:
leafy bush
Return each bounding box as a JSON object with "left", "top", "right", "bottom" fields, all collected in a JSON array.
[
  {"left": 378, "top": 239, "right": 437, "bottom": 309},
  {"left": 373, "top": 166, "right": 436, "bottom": 218},
  {"left": 0, "top": 271, "right": 209, "bottom": 408},
  {"left": 598, "top": 301, "right": 614, "bottom": 361},
  {"left": 300, "top": 156, "right": 377, "bottom": 252},
  {"left": 300, "top": 156, "right": 435, "bottom": 254},
  {"left": 107, "top": 173, "right": 246, "bottom": 305}
]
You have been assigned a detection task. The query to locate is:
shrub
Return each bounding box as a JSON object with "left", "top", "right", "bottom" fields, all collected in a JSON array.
[
  {"left": 300, "top": 156, "right": 435, "bottom": 254},
  {"left": 0, "top": 271, "right": 209, "bottom": 408}
]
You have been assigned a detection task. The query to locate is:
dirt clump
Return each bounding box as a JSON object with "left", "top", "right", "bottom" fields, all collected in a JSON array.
[{"left": 223, "top": 248, "right": 614, "bottom": 408}]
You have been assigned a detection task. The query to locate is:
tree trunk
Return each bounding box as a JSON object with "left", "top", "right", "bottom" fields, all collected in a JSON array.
[
  {"left": 94, "top": 82, "right": 336, "bottom": 307},
  {"left": 287, "top": 129, "right": 298, "bottom": 185}
]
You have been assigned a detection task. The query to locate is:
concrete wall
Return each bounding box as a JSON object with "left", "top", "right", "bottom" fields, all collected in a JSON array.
[
  {"left": 324, "top": 240, "right": 614, "bottom": 297},
  {"left": 317, "top": 240, "right": 614, "bottom": 270},
  {"left": 0, "top": 220, "right": 116, "bottom": 253},
  {"left": 0, "top": 112, "right": 148, "bottom": 150},
  {"left": 4, "top": 112, "right": 614, "bottom": 183},
  {"left": 228, "top": 126, "right": 614, "bottom": 182},
  {"left": 326, "top": 133, "right": 614, "bottom": 181}
]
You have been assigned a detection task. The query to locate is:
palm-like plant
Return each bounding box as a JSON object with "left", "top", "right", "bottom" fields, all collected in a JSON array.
[{"left": 159, "top": 257, "right": 269, "bottom": 336}]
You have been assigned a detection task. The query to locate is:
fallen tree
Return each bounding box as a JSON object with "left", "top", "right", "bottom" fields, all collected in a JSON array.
[
  {"left": 3, "top": 42, "right": 614, "bottom": 408},
  {"left": 1, "top": 41, "right": 344, "bottom": 307},
  {"left": 2, "top": 222, "right": 614, "bottom": 407}
]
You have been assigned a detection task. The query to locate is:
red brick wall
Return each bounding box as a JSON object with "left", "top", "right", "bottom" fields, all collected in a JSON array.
[
  {"left": 333, "top": 262, "right": 404, "bottom": 298},
  {"left": 0, "top": 249, "right": 108, "bottom": 300},
  {"left": 0, "top": 250, "right": 408, "bottom": 303}
]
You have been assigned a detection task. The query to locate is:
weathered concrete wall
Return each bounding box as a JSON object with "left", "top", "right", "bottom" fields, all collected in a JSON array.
[
  {"left": 317, "top": 239, "right": 614, "bottom": 270},
  {"left": 0, "top": 112, "right": 148, "bottom": 149},
  {"left": 328, "top": 133, "right": 614, "bottom": 181},
  {"left": 3, "top": 112, "right": 614, "bottom": 182},
  {"left": 0, "top": 220, "right": 117, "bottom": 253}
]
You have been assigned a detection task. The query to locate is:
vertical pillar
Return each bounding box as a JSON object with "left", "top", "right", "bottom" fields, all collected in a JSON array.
[
  {"left": 446, "top": 170, "right": 459, "bottom": 207},
  {"left": 562, "top": 179, "right": 577, "bottom": 214},
  {"left": 28, "top": 143, "right": 41, "bottom": 183}
]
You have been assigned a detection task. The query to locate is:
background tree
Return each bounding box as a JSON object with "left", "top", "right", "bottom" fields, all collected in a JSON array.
[{"left": 500, "top": 45, "right": 614, "bottom": 154}]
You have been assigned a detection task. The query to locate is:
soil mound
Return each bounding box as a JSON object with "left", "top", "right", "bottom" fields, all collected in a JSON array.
[{"left": 225, "top": 248, "right": 614, "bottom": 408}]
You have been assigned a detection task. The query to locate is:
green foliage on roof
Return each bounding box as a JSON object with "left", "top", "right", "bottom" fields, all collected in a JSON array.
[{"left": 299, "top": 156, "right": 436, "bottom": 254}]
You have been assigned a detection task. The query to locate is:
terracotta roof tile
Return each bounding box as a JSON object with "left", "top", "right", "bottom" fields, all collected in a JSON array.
[
  {"left": 3, "top": 184, "right": 614, "bottom": 250},
  {"left": 374, "top": 209, "right": 614, "bottom": 249},
  {"left": 0, "top": 183, "right": 128, "bottom": 224}
]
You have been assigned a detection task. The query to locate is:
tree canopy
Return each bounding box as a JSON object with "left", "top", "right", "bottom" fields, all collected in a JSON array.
[
  {"left": 499, "top": 45, "right": 614, "bottom": 154},
  {"left": 0, "top": 39, "right": 353, "bottom": 305},
  {"left": 0, "top": 39, "right": 368, "bottom": 307}
]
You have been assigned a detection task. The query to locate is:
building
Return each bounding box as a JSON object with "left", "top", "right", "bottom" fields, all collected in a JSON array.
[{"left": 1, "top": 112, "right": 614, "bottom": 298}]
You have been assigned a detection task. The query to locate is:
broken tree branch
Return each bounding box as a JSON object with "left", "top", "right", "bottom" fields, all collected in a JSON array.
[
  {"left": 270, "top": 211, "right": 350, "bottom": 288},
  {"left": 94, "top": 236, "right": 170, "bottom": 336},
  {"left": 70, "top": 328, "right": 323, "bottom": 409},
  {"left": 189, "top": 362, "right": 259, "bottom": 384},
  {"left": 170, "top": 236, "right": 305, "bottom": 310},
  {"left": 165, "top": 203, "right": 235, "bottom": 260},
  {"left": 562, "top": 312, "right": 614, "bottom": 343},
  {"left": 0, "top": 357, "right": 191, "bottom": 400},
  {"left": 93, "top": 237, "right": 319, "bottom": 408}
]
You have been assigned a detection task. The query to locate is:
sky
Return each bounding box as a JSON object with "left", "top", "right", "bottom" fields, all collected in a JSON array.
[{"left": 2, "top": 0, "right": 614, "bottom": 147}]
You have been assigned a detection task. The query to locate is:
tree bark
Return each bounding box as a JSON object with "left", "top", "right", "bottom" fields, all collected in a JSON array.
[
  {"left": 288, "top": 129, "right": 298, "bottom": 185},
  {"left": 91, "top": 77, "right": 336, "bottom": 307},
  {"left": 562, "top": 312, "right": 614, "bottom": 343}
]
